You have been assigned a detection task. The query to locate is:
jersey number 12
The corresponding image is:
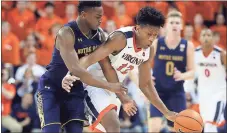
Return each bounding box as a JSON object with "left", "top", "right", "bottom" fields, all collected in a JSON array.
[{"left": 117, "top": 63, "right": 134, "bottom": 74}]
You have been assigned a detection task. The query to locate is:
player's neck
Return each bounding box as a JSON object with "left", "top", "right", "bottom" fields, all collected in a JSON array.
[
  {"left": 202, "top": 44, "right": 213, "bottom": 54},
  {"left": 76, "top": 18, "right": 91, "bottom": 36},
  {"left": 166, "top": 34, "right": 181, "bottom": 45}
]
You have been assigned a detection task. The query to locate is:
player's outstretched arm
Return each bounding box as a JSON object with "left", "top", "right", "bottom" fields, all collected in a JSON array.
[
  {"left": 138, "top": 46, "right": 177, "bottom": 122},
  {"left": 79, "top": 31, "right": 126, "bottom": 68},
  {"left": 56, "top": 26, "right": 126, "bottom": 93}
]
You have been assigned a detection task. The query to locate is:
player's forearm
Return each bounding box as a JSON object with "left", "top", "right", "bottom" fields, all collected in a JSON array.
[
  {"left": 79, "top": 56, "right": 93, "bottom": 69},
  {"left": 102, "top": 66, "right": 125, "bottom": 101},
  {"left": 181, "top": 69, "right": 194, "bottom": 80},
  {"left": 139, "top": 80, "right": 169, "bottom": 115},
  {"left": 60, "top": 50, "right": 110, "bottom": 90},
  {"left": 71, "top": 67, "right": 111, "bottom": 90}
]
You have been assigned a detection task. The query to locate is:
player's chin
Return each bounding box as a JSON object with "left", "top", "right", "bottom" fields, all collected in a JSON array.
[{"left": 92, "top": 25, "right": 100, "bottom": 30}]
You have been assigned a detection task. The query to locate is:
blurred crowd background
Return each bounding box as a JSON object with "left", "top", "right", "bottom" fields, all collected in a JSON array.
[{"left": 1, "top": 1, "right": 227, "bottom": 133}]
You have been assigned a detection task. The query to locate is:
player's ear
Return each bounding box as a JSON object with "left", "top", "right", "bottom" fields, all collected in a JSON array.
[
  {"left": 135, "top": 25, "right": 140, "bottom": 31},
  {"left": 80, "top": 11, "right": 86, "bottom": 18}
]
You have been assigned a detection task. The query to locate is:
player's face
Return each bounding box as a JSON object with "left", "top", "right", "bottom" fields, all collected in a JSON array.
[
  {"left": 1, "top": 69, "right": 9, "bottom": 82},
  {"left": 166, "top": 17, "right": 183, "bottom": 34},
  {"left": 45, "top": 6, "right": 54, "bottom": 16},
  {"left": 200, "top": 29, "right": 213, "bottom": 47},
  {"left": 184, "top": 26, "right": 194, "bottom": 38},
  {"left": 26, "top": 34, "right": 36, "bottom": 46},
  {"left": 2, "top": 22, "right": 10, "bottom": 34},
  {"left": 84, "top": 7, "right": 103, "bottom": 30},
  {"left": 136, "top": 25, "right": 160, "bottom": 49}
]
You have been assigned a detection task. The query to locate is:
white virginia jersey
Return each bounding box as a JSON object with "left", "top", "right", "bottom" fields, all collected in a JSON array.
[
  {"left": 195, "top": 46, "right": 226, "bottom": 99},
  {"left": 87, "top": 26, "right": 150, "bottom": 83}
]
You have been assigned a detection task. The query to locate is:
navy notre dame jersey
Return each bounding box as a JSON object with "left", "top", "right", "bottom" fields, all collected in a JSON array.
[
  {"left": 153, "top": 37, "right": 188, "bottom": 92},
  {"left": 44, "top": 21, "right": 102, "bottom": 88}
]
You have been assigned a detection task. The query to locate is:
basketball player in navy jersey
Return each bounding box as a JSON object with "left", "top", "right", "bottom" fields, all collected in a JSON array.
[
  {"left": 62, "top": 7, "right": 177, "bottom": 132},
  {"left": 148, "top": 10, "right": 195, "bottom": 132},
  {"left": 36, "top": 1, "right": 126, "bottom": 133}
]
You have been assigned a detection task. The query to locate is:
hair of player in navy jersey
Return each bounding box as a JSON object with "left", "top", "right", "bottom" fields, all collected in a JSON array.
[{"left": 77, "top": 1, "right": 102, "bottom": 14}]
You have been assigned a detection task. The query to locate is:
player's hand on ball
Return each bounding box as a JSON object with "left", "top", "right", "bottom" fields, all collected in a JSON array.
[
  {"left": 164, "top": 111, "right": 178, "bottom": 122},
  {"left": 173, "top": 67, "right": 183, "bottom": 81},
  {"left": 122, "top": 96, "right": 138, "bottom": 116},
  {"left": 62, "top": 74, "right": 80, "bottom": 93},
  {"left": 107, "top": 83, "right": 128, "bottom": 94}
]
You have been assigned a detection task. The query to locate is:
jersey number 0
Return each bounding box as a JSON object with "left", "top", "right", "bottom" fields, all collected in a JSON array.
[{"left": 166, "top": 61, "right": 174, "bottom": 76}]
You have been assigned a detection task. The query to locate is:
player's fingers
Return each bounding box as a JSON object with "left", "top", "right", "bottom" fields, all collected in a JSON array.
[
  {"left": 175, "top": 78, "right": 181, "bottom": 81},
  {"left": 64, "top": 80, "right": 73, "bottom": 87},
  {"left": 129, "top": 108, "right": 136, "bottom": 115},
  {"left": 131, "top": 106, "right": 138, "bottom": 112},
  {"left": 126, "top": 110, "right": 132, "bottom": 116},
  {"left": 62, "top": 84, "right": 71, "bottom": 93},
  {"left": 127, "top": 110, "right": 134, "bottom": 116},
  {"left": 151, "top": 76, "right": 155, "bottom": 80},
  {"left": 71, "top": 76, "right": 80, "bottom": 81},
  {"left": 66, "top": 76, "right": 77, "bottom": 83}
]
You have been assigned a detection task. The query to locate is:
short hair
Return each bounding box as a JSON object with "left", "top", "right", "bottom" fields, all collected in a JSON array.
[
  {"left": 136, "top": 6, "right": 165, "bottom": 27},
  {"left": 45, "top": 2, "right": 54, "bottom": 8},
  {"left": 167, "top": 10, "right": 182, "bottom": 18},
  {"left": 200, "top": 28, "right": 213, "bottom": 36},
  {"left": 78, "top": 1, "right": 102, "bottom": 14}
]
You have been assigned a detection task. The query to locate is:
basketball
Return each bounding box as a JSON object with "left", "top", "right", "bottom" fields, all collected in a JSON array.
[{"left": 174, "top": 109, "right": 204, "bottom": 133}]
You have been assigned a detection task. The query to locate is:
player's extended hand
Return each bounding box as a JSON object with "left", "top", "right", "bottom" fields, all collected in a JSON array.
[
  {"left": 164, "top": 110, "right": 178, "bottom": 122},
  {"left": 62, "top": 74, "right": 80, "bottom": 93},
  {"left": 173, "top": 67, "right": 184, "bottom": 81},
  {"left": 122, "top": 95, "right": 138, "bottom": 116},
  {"left": 106, "top": 83, "right": 128, "bottom": 94}
]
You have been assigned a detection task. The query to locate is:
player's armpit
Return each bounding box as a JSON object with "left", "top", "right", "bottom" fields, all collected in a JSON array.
[{"left": 79, "top": 31, "right": 127, "bottom": 68}]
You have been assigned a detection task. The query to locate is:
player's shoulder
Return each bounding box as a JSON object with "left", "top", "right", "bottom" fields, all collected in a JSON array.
[
  {"left": 213, "top": 45, "right": 223, "bottom": 53},
  {"left": 115, "top": 26, "right": 134, "bottom": 39},
  {"left": 58, "top": 26, "right": 74, "bottom": 37},
  {"left": 195, "top": 46, "right": 202, "bottom": 52}
]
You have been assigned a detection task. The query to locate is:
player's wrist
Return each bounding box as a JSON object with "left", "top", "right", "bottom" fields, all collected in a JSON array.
[{"left": 163, "top": 109, "right": 171, "bottom": 116}]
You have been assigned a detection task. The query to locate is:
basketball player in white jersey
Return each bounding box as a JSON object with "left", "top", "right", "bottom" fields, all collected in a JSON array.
[
  {"left": 193, "top": 28, "right": 226, "bottom": 132},
  {"left": 62, "top": 7, "right": 177, "bottom": 132},
  {"left": 148, "top": 10, "right": 195, "bottom": 132}
]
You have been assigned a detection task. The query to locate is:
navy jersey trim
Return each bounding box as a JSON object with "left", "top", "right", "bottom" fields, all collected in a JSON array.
[
  {"left": 195, "top": 47, "right": 202, "bottom": 52},
  {"left": 214, "top": 48, "right": 221, "bottom": 53},
  {"left": 124, "top": 31, "right": 133, "bottom": 39}
]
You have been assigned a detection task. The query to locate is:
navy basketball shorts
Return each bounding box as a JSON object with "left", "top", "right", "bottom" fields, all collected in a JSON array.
[
  {"left": 149, "top": 91, "right": 186, "bottom": 127},
  {"left": 36, "top": 75, "right": 86, "bottom": 129}
]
